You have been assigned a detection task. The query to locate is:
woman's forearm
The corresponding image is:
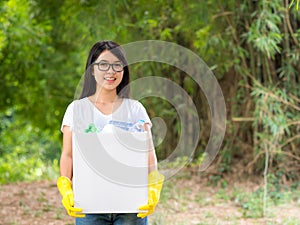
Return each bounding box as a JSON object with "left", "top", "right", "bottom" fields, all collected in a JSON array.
[
  {"left": 60, "top": 126, "right": 73, "bottom": 180},
  {"left": 145, "top": 123, "right": 158, "bottom": 172},
  {"left": 60, "top": 153, "right": 73, "bottom": 179}
]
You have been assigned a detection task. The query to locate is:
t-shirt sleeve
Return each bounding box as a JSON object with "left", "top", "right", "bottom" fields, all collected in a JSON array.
[
  {"left": 61, "top": 101, "right": 74, "bottom": 132},
  {"left": 134, "top": 101, "right": 152, "bottom": 128}
]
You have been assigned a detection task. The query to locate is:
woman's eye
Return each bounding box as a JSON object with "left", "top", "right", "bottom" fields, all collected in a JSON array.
[{"left": 100, "top": 63, "right": 109, "bottom": 67}]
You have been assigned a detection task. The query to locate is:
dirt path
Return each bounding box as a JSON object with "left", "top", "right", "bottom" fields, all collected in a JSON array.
[
  {"left": 1, "top": 173, "right": 300, "bottom": 225},
  {"left": 0, "top": 180, "right": 73, "bottom": 225}
]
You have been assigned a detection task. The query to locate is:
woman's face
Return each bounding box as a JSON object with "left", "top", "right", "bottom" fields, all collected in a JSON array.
[{"left": 93, "top": 50, "right": 124, "bottom": 93}]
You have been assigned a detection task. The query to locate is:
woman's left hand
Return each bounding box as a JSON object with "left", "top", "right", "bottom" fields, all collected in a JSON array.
[{"left": 137, "top": 170, "right": 164, "bottom": 218}]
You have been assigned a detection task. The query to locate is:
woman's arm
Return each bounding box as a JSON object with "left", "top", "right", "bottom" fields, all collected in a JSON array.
[
  {"left": 60, "top": 126, "right": 73, "bottom": 179},
  {"left": 138, "top": 123, "right": 164, "bottom": 218},
  {"left": 145, "top": 123, "right": 158, "bottom": 172}
]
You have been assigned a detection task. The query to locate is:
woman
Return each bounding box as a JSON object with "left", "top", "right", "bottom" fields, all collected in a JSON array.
[{"left": 57, "top": 40, "right": 164, "bottom": 225}]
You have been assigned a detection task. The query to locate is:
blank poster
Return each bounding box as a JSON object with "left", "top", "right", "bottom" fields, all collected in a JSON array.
[{"left": 72, "top": 131, "right": 148, "bottom": 213}]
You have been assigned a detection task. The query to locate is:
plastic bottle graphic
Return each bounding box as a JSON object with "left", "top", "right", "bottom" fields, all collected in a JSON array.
[
  {"left": 128, "top": 119, "right": 145, "bottom": 132},
  {"left": 108, "top": 120, "right": 133, "bottom": 131},
  {"left": 85, "top": 123, "right": 99, "bottom": 133},
  {"left": 105, "top": 120, "right": 145, "bottom": 132}
]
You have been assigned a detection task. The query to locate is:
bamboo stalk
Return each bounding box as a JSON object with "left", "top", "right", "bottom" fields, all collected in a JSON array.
[
  {"left": 263, "top": 143, "right": 269, "bottom": 218},
  {"left": 231, "top": 117, "right": 255, "bottom": 122}
]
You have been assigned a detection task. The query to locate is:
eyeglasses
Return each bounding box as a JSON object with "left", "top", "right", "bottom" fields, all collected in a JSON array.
[{"left": 93, "top": 61, "right": 124, "bottom": 72}]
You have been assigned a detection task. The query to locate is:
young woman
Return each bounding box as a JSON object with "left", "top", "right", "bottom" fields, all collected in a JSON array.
[{"left": 57, "top": 40, "right": 164, "bottom": 225}]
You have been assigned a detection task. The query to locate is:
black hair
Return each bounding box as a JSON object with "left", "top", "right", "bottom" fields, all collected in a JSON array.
[{"left": 79, "top": 40, "right": 130, "bottom": 99}]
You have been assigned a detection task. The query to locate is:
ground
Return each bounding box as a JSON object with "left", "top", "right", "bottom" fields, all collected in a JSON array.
[{"left": 1, "top": 169, "right": 300, "bottom": 225}]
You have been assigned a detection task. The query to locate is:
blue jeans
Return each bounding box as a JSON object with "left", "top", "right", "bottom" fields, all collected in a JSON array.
[{"left": 75, "top": 213, "right": 148, "bottom": 225}]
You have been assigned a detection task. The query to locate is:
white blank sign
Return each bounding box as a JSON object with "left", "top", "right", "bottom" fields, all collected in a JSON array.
[{"left": 72, "top": 130, "right": 148, "bottom": 213}]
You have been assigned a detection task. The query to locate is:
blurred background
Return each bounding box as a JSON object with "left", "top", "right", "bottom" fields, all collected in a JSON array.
[{"left": 0, "top": 0, "right": 300, "bottom": 223}]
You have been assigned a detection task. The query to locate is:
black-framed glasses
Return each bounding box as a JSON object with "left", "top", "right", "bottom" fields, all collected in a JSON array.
[{"left": 93, "top": 61, "right": 124, "bottom": 72}]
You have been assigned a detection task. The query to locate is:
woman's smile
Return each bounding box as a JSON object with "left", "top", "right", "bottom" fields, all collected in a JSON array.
[{"left": 104, "top": 76, "right": 117, "bottom": 81}]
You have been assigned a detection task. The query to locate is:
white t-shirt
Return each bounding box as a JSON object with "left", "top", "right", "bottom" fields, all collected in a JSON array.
[{"left": 61, "top": 97, "right": 151, "bottom": 133}]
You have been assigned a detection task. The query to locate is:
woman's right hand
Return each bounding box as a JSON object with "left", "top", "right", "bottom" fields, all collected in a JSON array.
[{"left": 57, "top": 176, "right": 85, "bottom": 218}]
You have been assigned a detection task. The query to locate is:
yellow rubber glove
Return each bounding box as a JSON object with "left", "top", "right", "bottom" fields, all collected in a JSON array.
[
  {"left": 57, "top": 176, "right": 85, "bottom": 218},
  {"left": 137, "top": 170, "right": 164, "bottom": 218}
]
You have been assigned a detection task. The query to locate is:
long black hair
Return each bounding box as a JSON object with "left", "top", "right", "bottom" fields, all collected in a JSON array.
[{"left": 79, "top": 40, "right": 130, "bottom": 99}]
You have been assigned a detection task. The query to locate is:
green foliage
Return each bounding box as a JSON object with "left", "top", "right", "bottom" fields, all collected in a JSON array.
[
  {"left": 281, "top": 218, "right": 300, "bottom": 225},
  {"left": 289, "top": 0, "right": 300, "bottom": 10},
  {"left": 204, "top": 0, "right": 300, "bottom": 182},
  {"left": 229, "top": 174, "right": 300, "bottom": 219},
  {"left": 239, "top": 189, "right": 265, "bottom": 218},
  {"left": 245, "top": 1, "right": 283, "bottom": 59},
  {"left": 0, "top": 109, "right": 60, "bottom": 184},
  {"left": 0, "top": 0, "right": 300, "bottom": 186},
  {"left": 251, "top": 83, "right": 300, "bottom": 174},
  {"left": 0, "top": 0, "right": 53, "bottom": 110},
  {"left": 0, "top": 152, "right": 59, "bottom": 184}
]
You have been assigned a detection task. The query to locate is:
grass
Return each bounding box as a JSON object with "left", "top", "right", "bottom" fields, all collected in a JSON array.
[
  {"left": 149, "top": 170, "right": 300, "bottom": 225},
  {"left": 1, "top": 170, "right": 300, "bottom": 225},
  {"left": 281, "top": 217, "right": 300, "bottom": 225}
]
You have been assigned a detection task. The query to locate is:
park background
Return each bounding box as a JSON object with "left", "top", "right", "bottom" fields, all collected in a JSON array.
[{"left": 0, "top": 0, "right": 300, "bottom": 224}]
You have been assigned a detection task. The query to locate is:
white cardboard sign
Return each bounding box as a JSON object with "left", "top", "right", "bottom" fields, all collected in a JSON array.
[{"left": 72, "top": 131, "right": 148, "bottom": 213}]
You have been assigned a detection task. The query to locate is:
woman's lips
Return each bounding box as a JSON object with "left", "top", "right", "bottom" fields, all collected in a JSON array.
[{"left": 104, "top": 77, "right": 117, "bottom": 81}]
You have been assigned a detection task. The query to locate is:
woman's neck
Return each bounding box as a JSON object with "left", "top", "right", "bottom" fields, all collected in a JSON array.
[{"left": 93, "top": 89, "right": 119, "bottom": 104}]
